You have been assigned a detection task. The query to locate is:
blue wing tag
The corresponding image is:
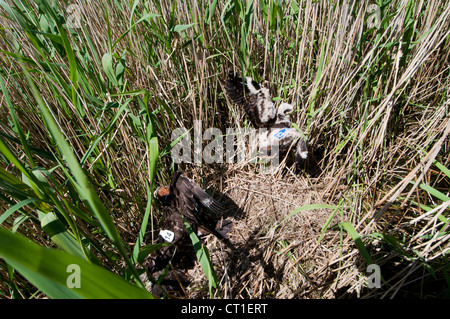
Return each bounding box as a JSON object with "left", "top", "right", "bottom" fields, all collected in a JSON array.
[{"left": 274, "top": 128, "right": 288, "bottom": 139}]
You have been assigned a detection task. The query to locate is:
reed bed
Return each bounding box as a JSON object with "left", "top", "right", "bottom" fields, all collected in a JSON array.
[{"left": 0, "top": 0, "right": 449, "bottom": 298}]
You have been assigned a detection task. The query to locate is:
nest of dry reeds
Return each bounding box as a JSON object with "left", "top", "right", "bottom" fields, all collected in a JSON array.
[{"left": 164, "top": 165, "right": 339, "bottom": 299}]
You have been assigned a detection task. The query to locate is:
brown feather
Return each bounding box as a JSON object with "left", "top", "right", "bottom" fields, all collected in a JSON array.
[
  {"left": 225, "top": 71, "right": 277, "bottom": 128},
  {"left": 168, "top": 171, "right": 232, "bottom": 239}
]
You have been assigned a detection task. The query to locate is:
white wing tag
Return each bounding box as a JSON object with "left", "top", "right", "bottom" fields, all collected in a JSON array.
[{"left": 159, "top": 230, "right": 175, "bottom": 243}]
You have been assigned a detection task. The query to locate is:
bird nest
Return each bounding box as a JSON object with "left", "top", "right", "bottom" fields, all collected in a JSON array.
[{"left": 183, "top": 165, "right": 345, "bottom": 299}]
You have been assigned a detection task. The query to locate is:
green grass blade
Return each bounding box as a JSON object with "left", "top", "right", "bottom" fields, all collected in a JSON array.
[
  {"left": 22, "top": 69, "right": 119, "bottom": 245},
  {"left": 0, "top": 228, "right": 153, "bottom": 299},
  {"left": 0, "top": 166, "right": 36, "bottom": 198},
  {"left": 19, "top": 60, "right": 143, "bottom": 285},
  {"left": 434, "top": 159, "right": 450, "bottom": 178},
  {"left": 182, "top": 216, "right": 219, "bottom": 297},
  {"left": 341, "top": 221, "right": 374, "bottom": 265},
  {"left": 102, "top": 52, "right": 119, "bottom": 87},
  {"left": 0, "top": 74, "right": 36, "bottom": 167},
  {"left": 115, "top": 11, "right": 160, "bottom": 49},
  {"left": 309, "top": 36, "right": 327, "bottom": 115},
  {"left": 137, "top": 243, "right": 171, "bottom": 265},
  {"left": 131, "top": 182, "right": 153, "bottom": 265},
  {"left": 268, "top": 0, "right": 278, "bottom": 31},
  {"left": 0, "top": 198, "right": 38, "bottom": 225},
  {"left": 0, "top": 137, "right": 45, "bottom": 200},
  {"left": 37, "top": 0, "right": 79, "bottom": 106},
  {"left": 418, "top": 182, "right": 450, "bottom": 202},
  {"left": 80, "top": 99, "right": 131, "bottom": 165},
  {"left": 40, "top": 212, "right": 87, "bottom": 260},
  {"left": 318, "top": 199, "right": 343, "bottom": 244}
]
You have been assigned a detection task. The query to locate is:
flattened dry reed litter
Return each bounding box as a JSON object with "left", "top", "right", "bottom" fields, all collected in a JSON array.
[{"left": 183, "top": 167, "right": 345, "bottom": 299}]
